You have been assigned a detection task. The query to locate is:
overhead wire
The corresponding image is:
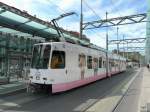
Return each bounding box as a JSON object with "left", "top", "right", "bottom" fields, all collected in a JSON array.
[
  {"left": 81, "top": 0, "right": 106, "bottom": 41},
  {"left": 47, "top": 0, "right": 79, "bottom": 21},
  {"left": 45, "top": 0, "right": 81, "bottom": 33},
  {"left": 109, "top": 0, "right": 123, "bottom": 52},
  {"left": 82, "top": 0, "right": 101, "bottom": 32},
  {"left": 82, "top": 0, "right": 101, "bottom": 20},
  {"left": 82, "top": 0, "right": 109, "bottom": 50}
]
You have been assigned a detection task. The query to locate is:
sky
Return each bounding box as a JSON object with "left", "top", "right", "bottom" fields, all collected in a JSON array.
[{"left": 0, "top": 0, "right": 148, "bottom": 52}]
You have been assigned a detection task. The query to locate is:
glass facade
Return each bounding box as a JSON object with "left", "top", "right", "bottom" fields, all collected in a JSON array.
[
  {"left": 0, "top": 32, "right": 43, "bottom": 80},
  {"left": 146, "top": 0, "right": 150, "bottom": 64}
]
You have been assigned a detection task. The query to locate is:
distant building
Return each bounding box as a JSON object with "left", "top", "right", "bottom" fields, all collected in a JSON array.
[
  {"left": 113, "top": 50, "right": 146, "bottom": 66},
  {"left": 146, "top": 0, "right": 150, "bottom": 64},
  {"left": 112, "top": 50, "right": 144, "bottom": 63}
]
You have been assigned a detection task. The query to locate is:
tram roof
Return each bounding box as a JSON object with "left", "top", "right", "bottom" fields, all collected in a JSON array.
[{"left": 0, "top": 2, "right": 89, "bottom": 45}]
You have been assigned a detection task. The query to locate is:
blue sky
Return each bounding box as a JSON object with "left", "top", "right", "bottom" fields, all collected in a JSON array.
[{"left": 0, "top": 0, "right": 148, "bottom": 52}]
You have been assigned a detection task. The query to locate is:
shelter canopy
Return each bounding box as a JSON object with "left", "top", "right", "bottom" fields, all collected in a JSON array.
[{"left": 0, "top": 2, "right": 89, "bottom": 45}]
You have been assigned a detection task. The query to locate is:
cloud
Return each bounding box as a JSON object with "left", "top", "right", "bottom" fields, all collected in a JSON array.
[
  {"left": 0, "top": 0, "right": 33, "bottom": 11},
  {"left": 57, "top": 0, "right": 79, "bottom": 11},
  {"left": 59, "top": 21, "right": 80, "bottom": 32},
  {"left": 86, "top": 30, "right": 106, "bottom": 48}
]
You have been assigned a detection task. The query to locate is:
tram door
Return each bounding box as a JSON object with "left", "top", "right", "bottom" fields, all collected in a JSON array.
[{"left": 66, "top": 50, "right": 80, "bottom": 82}]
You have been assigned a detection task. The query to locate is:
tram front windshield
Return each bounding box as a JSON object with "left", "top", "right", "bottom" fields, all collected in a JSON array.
[{"left": 31, "top": 44, "right": 51, "bottom": 69}]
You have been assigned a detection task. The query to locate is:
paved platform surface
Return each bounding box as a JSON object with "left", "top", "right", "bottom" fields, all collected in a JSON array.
[
  {"left": 139, "top": 68, "right": 150, "bottom": 112},
  {"left": 113, "top": 68, "right": 143, "bottom": 112},
  {"left": 0, "top": 81, "right": 26, "bottom": 96}
]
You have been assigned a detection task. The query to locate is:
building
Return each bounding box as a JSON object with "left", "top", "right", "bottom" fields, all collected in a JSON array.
[{"left": 146, "top": 0, "right": 150, "bottom": 64}]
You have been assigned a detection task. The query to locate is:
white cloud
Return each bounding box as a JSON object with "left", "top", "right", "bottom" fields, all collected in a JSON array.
[
  {"left": 0, "top": 0, "right": 33, "bottom": 11},
  {"left": 59, "top": 21, "right": 80, "bottom": 32},
  {"left": 57, "top": 0, "right": 79, "bottom": 11},
  {"left": 37, "top": 0, "right": 51, "bottom": 5},
  {"left": 86, "top": 31, "right": 106, "bottom": 48}
]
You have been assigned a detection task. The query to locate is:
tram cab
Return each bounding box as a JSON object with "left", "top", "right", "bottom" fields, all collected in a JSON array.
[{"left": 29, "top": 42, "right": 67, "bottom": 86}]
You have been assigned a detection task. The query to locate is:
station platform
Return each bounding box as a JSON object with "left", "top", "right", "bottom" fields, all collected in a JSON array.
[
  {"left": 0, "top": 80, "right": 26, "bottom": 96},
  {"left": 139, "top": 68, "right": 150, "bottom": 112}
]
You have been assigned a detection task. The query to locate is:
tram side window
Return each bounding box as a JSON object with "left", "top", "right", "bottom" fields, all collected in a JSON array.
[
  {"left": 99, "top": 57, "right": 102, "bottom": 68},
  {"left": 87, "top": 56, "right": 92, "bottom": 69},
  {"left": 51, "top": 51, "right": 65, "bottom": 69}
]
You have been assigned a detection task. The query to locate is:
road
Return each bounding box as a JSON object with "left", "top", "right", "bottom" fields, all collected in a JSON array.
[{"left": 0, "top": 69, "right": 140, "bottom": 112}]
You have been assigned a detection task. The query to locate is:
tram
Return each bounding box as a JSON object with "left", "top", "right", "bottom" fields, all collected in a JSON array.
[{"left": 28, "top": 42, "right": 126, "bottom": 93}]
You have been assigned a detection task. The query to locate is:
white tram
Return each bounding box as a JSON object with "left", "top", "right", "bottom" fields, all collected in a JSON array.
[{"left": 29, "top": 42, "right": 126, "bottom": 93}]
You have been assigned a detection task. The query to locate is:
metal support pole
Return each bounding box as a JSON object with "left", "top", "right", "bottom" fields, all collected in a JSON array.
[
  {"left": 138, "top": 53, "right": 140, "bottom": 67},
  {"left": 127, "top": 42, "right": 128, "bottom": 61},
  {"left": 80, "top": 0, "right": 83, "bottom": 39},
  {"left": 6, "top": 34, "right": 10, "bottom": 83},
  {"left": 117, "top": 27, "right": 119, "bottom": 55},
  {"left": 106, "top": 12, "right": 109, "bottom": 77},
  {"left": 123, "top": 35, "right": 125, "bottom": 57},
  {"left": 116, "top": 27, "right": 121, "bottom": 72}
]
